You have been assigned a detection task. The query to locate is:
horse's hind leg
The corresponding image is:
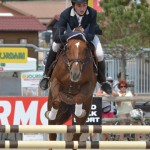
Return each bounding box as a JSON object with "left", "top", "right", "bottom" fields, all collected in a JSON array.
[
  {"left": 72, "top": 116, "right": 87, "bottom": 142},
  {"left": 71, "top": 116, "right": 87, "bottom": 150}
]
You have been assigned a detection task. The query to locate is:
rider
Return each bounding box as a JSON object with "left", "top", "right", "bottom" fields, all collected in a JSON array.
[{"left": 40, "top": 0, "right": 112, "bottom": 94}]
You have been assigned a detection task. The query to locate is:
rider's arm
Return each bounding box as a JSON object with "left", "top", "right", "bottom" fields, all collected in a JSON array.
[
  {"left": 84, "top": 7, "right": 102, "bottom": 41},
  {"left": 84, "top": 8, "right": 97, "bottom": 42},
  {"left": 53, "top": 10, "right": 69, "bottom": 43}
]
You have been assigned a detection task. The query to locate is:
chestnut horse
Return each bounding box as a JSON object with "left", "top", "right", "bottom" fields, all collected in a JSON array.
[{"left": 45, "top": 32, "right": 97, "bottom": 145}]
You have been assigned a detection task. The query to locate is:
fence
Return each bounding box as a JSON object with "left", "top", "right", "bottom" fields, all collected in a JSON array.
[{"left": 105, "top": 56, "right": 150, "bottom": 94}]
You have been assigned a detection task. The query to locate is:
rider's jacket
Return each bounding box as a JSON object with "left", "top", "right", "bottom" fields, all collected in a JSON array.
[{"left": 54, "top": 6, "right": 102, "bottom": 43}]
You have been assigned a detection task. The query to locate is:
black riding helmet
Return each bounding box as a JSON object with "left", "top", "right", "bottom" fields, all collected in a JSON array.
[{"left": 71, "top": 0, "right": 88, "bottom": 5}]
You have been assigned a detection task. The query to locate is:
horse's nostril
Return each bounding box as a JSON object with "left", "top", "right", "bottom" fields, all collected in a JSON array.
[{"left": 70, "top": 72, "right": 81, "bottom": 82}]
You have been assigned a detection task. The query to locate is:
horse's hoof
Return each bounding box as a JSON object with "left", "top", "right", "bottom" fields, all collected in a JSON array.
[
  {"left": 77, "top": 109, "right": 86, "bottom": 118},
  {"left": 45, "top": 111, "right": 50, "bottom": 120}
]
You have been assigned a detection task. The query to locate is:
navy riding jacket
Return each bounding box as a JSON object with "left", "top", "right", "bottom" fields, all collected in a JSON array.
[{"left": 54, "top": 6, "right": 102, "bottom": 43}]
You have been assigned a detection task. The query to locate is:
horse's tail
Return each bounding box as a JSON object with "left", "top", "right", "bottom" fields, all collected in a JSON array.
[{"left": 56, "top": 102, "right": 75, "bottom": 125}]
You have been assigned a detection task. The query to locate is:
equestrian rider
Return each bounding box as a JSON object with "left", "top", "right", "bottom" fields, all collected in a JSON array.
[{"left": 40, "top": 0, "right": 112, "bottom": 94}]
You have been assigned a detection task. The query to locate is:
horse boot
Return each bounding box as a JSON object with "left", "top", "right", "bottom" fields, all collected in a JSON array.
[
  {"left": 97, "top": 60, "right": 112, "bottom": 94},
  {"left": 39, "top": 50, "right": 57, "bottom": 90}
]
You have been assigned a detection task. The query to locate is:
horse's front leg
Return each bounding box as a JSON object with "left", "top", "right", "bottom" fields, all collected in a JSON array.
[
  {"left": 72, "top": 96, "right": 93, "bottom": 144},
  {"left": 74, "top": 101, "right": 86, "bottom": 118},
  {"left": 46, "top": 78, "right": 61, "bottom": 120},
  {"left": 74, "top": 83, "right": 92, "bottom": 118}
]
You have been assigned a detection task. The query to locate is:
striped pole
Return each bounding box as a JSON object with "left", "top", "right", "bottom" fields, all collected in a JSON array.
[
  {"left": 0, "top": 141, "right": 150, "bottom": 149},
  {"left": 0, "top": 125, "right": 150, "bottom": 134}
]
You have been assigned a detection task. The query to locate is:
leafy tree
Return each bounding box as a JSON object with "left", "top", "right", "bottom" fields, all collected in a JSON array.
[{"left": 98, "top": 0, "right": 150, "bottom": 79}]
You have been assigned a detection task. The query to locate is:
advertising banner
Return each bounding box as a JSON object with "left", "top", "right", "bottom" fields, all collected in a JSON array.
[
  {"left": 0, "top": 47, "right": 28, "bottom": 63},
  {"left": 0, "top": 96, "right": 102, "bottom": 125},
  {"left": 0, "top": 97, "right": 48, "bottom": 125},
  {"left": 73, "top": 97, "right": 102, "bottom": 125},
  {"left": 21, "top": 71, "right": 43, "bottom": 96}
]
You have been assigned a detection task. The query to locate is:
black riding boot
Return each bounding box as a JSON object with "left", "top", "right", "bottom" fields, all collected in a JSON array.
[
  {"left": 97, "top": 60, "right": 112, "bottom": 94},
  {"left": 39, "top": 50, "right": 57, "bottom": 90},
  {"left": 44, "top": 50, "right": 57, "bottom": 75}
]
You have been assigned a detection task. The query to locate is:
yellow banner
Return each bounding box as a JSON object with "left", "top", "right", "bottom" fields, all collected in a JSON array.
[
  {"left": 88, "top": 0, "right": 93, "bottom": 7},
  {"left": 0, "top": 47, "right": 28, "bottom": 63}
]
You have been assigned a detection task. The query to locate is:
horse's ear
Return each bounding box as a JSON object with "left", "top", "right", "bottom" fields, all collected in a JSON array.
[
  {"left": 84, "top": 24, "right": 90, "bottom": 34},
  {"left": 67, "top": 24, "right": 72, "bottom": 34}
]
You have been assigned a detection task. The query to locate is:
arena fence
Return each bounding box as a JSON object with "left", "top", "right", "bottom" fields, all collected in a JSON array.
[
  {"left": 0, "top": 125, "right": 150, "bottom": 134},
  {"left": 0, "top": 141, "right": 150, "bottom": 149},
  {"left": 102, "top": 96, "right": 150, "bottom": 102}
]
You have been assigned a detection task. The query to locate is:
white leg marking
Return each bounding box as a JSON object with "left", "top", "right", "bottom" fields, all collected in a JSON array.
[
  {"left": 48, "top": 107, "right": 58, "bottom": 120},
  {"left": 75, "top": 103, "right": 83, "bottom": 117}
]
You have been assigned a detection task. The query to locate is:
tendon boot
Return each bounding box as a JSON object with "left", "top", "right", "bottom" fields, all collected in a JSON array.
[
  {"left": 97, "top": 60, "right": 112, "bottom": 94},
  {"left": 39, "top": 50, "right": 57, "bottom": 90}
]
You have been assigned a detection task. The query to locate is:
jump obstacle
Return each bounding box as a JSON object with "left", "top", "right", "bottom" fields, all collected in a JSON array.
[
  {"left": 0, "top": 125, "right": 150, "bottom": 149},
  {"left": 0, "top": 141, "right": 150, "bottom": 149},
  {"left": 0, "top": 125, "right": 150, "bottom": 134}
]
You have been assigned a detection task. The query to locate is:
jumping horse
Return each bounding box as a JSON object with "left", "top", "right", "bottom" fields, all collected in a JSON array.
[{"left": 45, "top": 27, "right": 97, "bottom": 149}]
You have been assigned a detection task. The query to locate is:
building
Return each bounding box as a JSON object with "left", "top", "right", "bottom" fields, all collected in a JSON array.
[
  {"left": 4, "top": 0, "right": 69, "bottom": 26},
  {"left": 0, "top": 16, "right": 46, "bottom": 59},
  {"left": 0, "top": 2, "right": 46, "bottom": 96}
]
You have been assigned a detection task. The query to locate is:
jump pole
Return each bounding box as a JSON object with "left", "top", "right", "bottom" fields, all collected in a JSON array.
[
  {"left": 0, "top": 141, "right": 150, "bottom": 149},
  {"left": 0, "top": 125, "right": 150, "bottom": 134}
]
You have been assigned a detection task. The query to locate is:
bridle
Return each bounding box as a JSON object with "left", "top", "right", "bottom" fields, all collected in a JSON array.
[{"left": 63, "top": 41, "right": 91, "bottom": 72}]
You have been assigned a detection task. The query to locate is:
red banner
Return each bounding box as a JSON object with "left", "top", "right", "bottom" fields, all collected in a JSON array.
[
  {"left": 0, "top": 97, "right": 101, "bottom": 125},
  {"left": 0, "top": 97, "right": 48, "bottom": 125}
]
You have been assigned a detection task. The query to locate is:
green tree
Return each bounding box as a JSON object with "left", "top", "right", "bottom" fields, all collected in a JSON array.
[{"left": 98, "top": 0, "right": 150, "bottom": 80}]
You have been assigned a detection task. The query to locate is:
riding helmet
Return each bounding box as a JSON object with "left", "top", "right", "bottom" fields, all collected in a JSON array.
[{"left": 71, "top": 0, "right": 88, "bottom": 4}]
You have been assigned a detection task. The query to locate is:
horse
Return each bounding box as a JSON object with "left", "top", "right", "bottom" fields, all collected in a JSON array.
[{"left": 45, "top": 30, "right": 97, "bottom": 149}]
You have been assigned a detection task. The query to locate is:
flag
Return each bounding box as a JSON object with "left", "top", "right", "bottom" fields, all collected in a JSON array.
[{"left": 88, "top": 0, "right": 102, "bottom": 12}]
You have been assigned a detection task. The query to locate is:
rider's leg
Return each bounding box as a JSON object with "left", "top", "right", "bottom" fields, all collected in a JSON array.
[
  {"left": 39, "top": 42, "right": 61, "bottom": 90},
  {"left": 91, "top": 35, "right": 112, "bottom": 94},
  {"left": 44, "top": 42, "right": 61, "bottom": 76}
]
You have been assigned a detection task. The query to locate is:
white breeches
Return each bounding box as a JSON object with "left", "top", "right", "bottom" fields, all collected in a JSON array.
[
  {"left": 52, "top": 42, "right": 61, "bottom": 52},
  {"left": 91, "top": 35, "right": 104, "bottom": 62},
  {"left": 52, "top": 35, "right": 104, "bottom": 62}
]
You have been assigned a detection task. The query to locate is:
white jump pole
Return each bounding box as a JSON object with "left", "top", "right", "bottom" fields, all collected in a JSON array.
[
  {"left": 1, "top": 125, "right": 150, "bottom": 134},
  {"left": 0, "top": 141, "right": 150, "bottom": 149}
]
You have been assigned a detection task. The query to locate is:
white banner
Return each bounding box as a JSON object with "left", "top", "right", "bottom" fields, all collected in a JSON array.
[{"left": 21, "top": 71, "right": 43, "bottom": 96}]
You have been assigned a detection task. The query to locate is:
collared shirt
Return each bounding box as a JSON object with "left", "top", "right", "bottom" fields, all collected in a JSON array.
[{"left": 70, "top": 8, "right": 89, "bottom": 26}]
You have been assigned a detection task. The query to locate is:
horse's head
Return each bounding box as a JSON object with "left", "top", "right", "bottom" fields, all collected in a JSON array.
[{"left": 64, "top": 35, "right": 88, "bottom": 82}]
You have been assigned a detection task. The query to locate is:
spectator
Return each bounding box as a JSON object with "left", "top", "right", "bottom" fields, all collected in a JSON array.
[
  {"left": 96, "top": 76, "right": 118, "bottom": 140},
  {"left": 116, "top": 80, "right": 139, "bottom": 140},
  {"left": 113, "top": 72, "right": 128, "bottom": 92}
]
